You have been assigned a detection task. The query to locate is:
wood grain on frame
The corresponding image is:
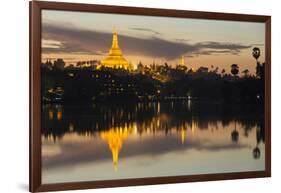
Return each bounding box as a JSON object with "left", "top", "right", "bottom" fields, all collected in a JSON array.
[
  {"left": 30, "top": 1, "right": 271, "bottom": 192},
  {"left": 30, "top": 1, "right": 42, "bottom": 192}
]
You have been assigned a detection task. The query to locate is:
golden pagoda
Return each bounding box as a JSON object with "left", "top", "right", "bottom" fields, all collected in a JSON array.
[{"left": 97, "top": 29, "right": 133, "bottom": 71}]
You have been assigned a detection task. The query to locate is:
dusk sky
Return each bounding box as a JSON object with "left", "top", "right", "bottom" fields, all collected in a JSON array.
[{"left": 42, "top": 10, "right": 265, "bottom": 74}]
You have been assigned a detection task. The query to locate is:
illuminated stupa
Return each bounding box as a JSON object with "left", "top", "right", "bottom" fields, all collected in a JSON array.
[{"left": 97, "top": 29, "right": 133, "bottom": 71}]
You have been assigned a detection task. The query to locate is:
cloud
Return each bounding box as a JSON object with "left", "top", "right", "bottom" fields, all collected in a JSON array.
[
  {"left": 196, "top": 41, "right": 250, "bottom": 51},
  {"left": 190, "top": 49, "right": 240, "bottom": 57},
  {"left": 251, "top": 43, "right": 264, "bottom": 47},
  {"left": 175, "top": 38, "right": 190, "bottom": 42},
  {"left": 42, "top": 39, "right": 62, "bottom": 49},
  {"left": 42, "top": 22, "right": 252, "bottom": 60},
  {"left": 129, "top": 27, "right": 162, "bottom": 35}
]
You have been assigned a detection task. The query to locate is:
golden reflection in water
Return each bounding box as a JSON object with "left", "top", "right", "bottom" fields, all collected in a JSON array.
[
  {"left": 48, "top": 110, "right": 54, "bottom": 120},
  {"left": 44, "top": 108, "right": 204, "bottom": 172},
  {"left": 48, "top": 107, "right": 63, "bottom": 121},
  {"left": 99, "top": 116, "right": 199, "bottom": 171},
  {"left": 181, "top": 128, "right": 185, "bottom": 144},
  {"left": 57, "top": 110, "right": 62, "bottom": 120},
  {"left": 100, "top": 127, "right": 133, "bottom": 171},
  {"left": 157, "top": 102, "right": 161, "bottom": 115},
  {"left": 191, "top": 117, "right": 197, "bottom": 135},
  {"left": 180, "top": 118, "right": 198, "bottom": 144}
]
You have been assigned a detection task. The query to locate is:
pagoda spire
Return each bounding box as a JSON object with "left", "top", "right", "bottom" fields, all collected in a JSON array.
[
  {"left": 112, "top": 27, "right": 119, "bottom": 49},
  {"left": 181, "top": 55, "right": 185, "bottom": 66}
]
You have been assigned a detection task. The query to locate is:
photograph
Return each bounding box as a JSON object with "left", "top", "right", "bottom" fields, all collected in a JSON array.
[{"left": 40, "top": 9, "right": 266, "bottom": 184}]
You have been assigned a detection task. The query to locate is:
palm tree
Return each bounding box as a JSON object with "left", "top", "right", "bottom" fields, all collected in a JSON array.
[
  {"left": 252, "top": 47, "right": 261, "bottom": 63},
  {"left": 252, "top": 47, "right": 265, "bottom": 79},
  {"left": 230, "top": 64, "right": 239, "bottom": 77}
]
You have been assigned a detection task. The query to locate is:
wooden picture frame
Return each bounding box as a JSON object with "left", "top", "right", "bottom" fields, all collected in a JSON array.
[{"left": 30, "top": 1, "right": 271, "bottom": 192}]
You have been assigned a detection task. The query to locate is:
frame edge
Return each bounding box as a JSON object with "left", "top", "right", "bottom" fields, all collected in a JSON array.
[
  {"left": 265, "top": 16, "right": 271, "bottom": 177},
  {"left": 30, "top": 1, "right": 42, "bottom": 192},
  {"left": 29, "top": 1, "right": 272, "bottom": 192}
]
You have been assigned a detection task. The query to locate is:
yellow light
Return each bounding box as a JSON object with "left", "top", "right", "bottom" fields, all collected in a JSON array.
[
  {"left": 181, "top": 128, "right": 185, "bottom": 144},
  {"left": 100, "top": 127, "right": 133, "bottom": 171},
  {"left": 97, "top": 29, "right": 133, "bottom": 71},
  {"left": 48, "top": 110, "right": 54, "bottom": 120},
  {"left": 181, "top": 55, "right": 185, "bottom": 66},
  {"left": 57, "top": 110, "right": 62, "bottom": 120}
]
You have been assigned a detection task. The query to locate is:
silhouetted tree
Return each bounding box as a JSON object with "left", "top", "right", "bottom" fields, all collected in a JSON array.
[
  {"left": 53, "top": 58, "right": 65, "bottom": 70},
  {"left": 230, "top": 64, "right": 239, "bottom": 77},
  {"left": 252, "top": 47, "right": 261, "bottom": 63},
  {"left": 176, "top": 65, "right": 187, "bottom": 72},
  {"left": 137, "top": 61, "right": 144, "bottom": 74},
  {"left": 242, "top": 69, "right": 249, "bottom": 77},
  {"left": 197, "top": 67, "right": 208, "bottom": 74},
  {"left": 214, "top": 67, "right": 219, "bottom": 73},
  {"left": 252, "top": 47, "right": 264, "bottom": 79},
  {"left": 163, "top": 62, "right": 171, "bottom": 73}
]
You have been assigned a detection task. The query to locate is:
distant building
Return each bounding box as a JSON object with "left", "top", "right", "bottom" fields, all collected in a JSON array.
[
  {"left": 76, "top": 60, "right": 98, "bottom": 69},
  {"left": 97, "top": 29, "right": 133, "bottom": 71},
  {"left": 42, "top": 60, "right": 53, "bottom": 70}
]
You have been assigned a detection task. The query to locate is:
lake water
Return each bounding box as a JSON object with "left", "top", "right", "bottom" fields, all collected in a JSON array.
[{"left": 41, "top": 101, "right": 265, "bottom": 184}]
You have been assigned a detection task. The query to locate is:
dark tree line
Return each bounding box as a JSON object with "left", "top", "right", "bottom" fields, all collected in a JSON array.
[{"left": 42, "top": 47, "right": 265, "bottom": 104}]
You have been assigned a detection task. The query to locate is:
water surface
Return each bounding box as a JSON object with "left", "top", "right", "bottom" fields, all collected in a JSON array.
[{"left": 42, "top": 101, "right": 265, "bottom": 184}]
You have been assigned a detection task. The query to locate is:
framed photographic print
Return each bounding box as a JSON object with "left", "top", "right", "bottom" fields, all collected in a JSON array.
[{"left": 30, "top": 1, "right": 271, "bottom": 192}]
